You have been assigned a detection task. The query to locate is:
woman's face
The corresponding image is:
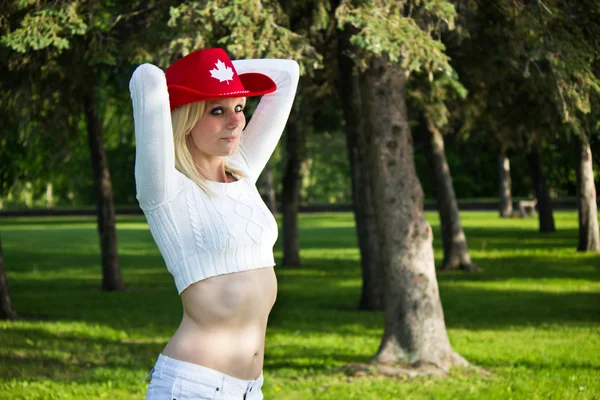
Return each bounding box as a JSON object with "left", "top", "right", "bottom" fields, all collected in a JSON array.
[{"left": 187, "top": 97, "right": 246, "bottom": 159}]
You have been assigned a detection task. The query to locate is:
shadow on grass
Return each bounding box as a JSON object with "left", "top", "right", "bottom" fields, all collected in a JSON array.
[
  {"left": 438, "top": 255, "right": 600, "bottom": 282},
  {"left": 0, "top": 327, "right": 159, "bottom": 381},
  {"left": 4, "top": 248, "right": 598, "bottom": 336},
  {"left": 1, "top": 213, "right": 599, "bottom": 385},
  {"left": 281, "top": 253, "right": 598, "bottom": 284},
  {"left": 264, "top": 346, "right": 370, "bottom": 373},
  {"left": 456, "top": 227, "right": 582, "bottom": 250},
  {"left": 439, "top": 286, "right": 600, "bottom": 330}
]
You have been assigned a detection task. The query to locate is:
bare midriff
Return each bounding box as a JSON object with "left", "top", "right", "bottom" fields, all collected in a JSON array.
[{"left": 161, "top": 267, "right": 277, "bottom": 380}]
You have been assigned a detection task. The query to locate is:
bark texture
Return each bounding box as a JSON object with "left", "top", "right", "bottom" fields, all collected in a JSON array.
[
  {"left": 83, "top": 85, "right": 125, "bottom": 291},
  {"left": 498, "top": 152, "right": 513, "bottom": 217},
  {"left": 573, "top": 136, "right": 600, "bottom": 252},
  {"left": 281, "top": 101, "right": 309, "bottom": 267},
  {"left": 526, "top": 144, "right": 556, "bottom": 233},
  {"left": 424, "top": 119, "right": 479, "bottom": 272},
  {"left": 0, "top": 238, "right": 17, "bottom": 320},
  {"left": 338, "top": 32, "right": 383, "bottom": 310},
  {"left": 359, "top": 55, "right": 467, "bottom": 371},
  {"left": 263, "top": 163, "right": 278, "bottom": 215}
]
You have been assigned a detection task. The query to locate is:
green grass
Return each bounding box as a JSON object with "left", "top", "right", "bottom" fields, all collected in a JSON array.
[{"left": 1, "top": 211, "right": 599, "bottom": 399}]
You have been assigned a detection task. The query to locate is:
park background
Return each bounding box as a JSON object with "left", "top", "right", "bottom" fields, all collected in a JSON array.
[{"left": 1, "top": 1, "right": 599, "bottom": 399}]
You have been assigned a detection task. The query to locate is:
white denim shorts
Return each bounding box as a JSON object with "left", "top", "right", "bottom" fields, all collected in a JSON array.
[{"left": 145, "top": 354, "right": 264, "bottom": 400}]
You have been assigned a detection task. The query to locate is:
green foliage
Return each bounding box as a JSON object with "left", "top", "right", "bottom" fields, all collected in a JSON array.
[
  {"left": 335, "top": 0, "right": 468, "bottom": 145},
  {"left": 1, "top": 212, "right": 599, "bottom": 398},
  {"left": 0, "top": 0, "right": 163, "bottom": 203},
  {"left": 1, "top": 2, "right": 87, "bottom": 53},
  {"left": 335, "top": 0, "right": 455, "bottom": 76},
  {"left": 409, "top": 68, "right": 468, "bottom": 130},
  {"left": 450, "top": 0, "right": 600, "bottom": 149},
  {"left": 166, "top": 0, "right": 322, "bottom": 74},
  {"left": 1, "top": 0, "right": 597, "bottom": 209},
  {"left": 302, "top": 132, "right": 351, "bottom": 203},
  {"left": 509, "top": 1, "right": 600, "bottom": 136}
]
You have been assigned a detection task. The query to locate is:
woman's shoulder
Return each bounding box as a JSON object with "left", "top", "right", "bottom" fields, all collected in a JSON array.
[{"left": 227, "top": 152, "right": 251, "bottom": 175}]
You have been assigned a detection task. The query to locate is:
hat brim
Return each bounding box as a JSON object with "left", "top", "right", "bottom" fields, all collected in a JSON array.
[{"left": 167, "top": 72, "right": 277, "bottom": 110}]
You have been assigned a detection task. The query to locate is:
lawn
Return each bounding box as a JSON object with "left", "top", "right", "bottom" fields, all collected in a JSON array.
[{"left": 0, "top": 211, "right": 599, "bottom": 399}]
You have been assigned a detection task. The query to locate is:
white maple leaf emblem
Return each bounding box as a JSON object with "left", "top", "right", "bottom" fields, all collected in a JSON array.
[{"left": 209, "top": 59, "right": 234, "bottom": 84}]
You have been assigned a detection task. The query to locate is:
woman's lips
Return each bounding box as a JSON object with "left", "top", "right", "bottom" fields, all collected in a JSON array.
[{"left": 221, "top": 136, "right": 237, "bottom": 143}]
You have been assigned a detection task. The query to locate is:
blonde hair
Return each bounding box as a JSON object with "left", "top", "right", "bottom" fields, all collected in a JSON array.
[{"left": 171, "top": 101, "right": 246, "bottom": 195}]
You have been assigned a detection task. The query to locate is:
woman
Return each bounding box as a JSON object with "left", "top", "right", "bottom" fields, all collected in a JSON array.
[{"left": 130, "top": 48, "right": 299, "bottom": 399}]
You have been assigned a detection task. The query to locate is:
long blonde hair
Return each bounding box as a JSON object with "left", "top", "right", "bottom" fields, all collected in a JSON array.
[{"left": 171, "top": 101, "right": 246, "bottom": 195}]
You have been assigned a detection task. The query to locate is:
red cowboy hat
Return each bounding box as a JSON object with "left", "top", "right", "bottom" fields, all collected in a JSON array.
[{"left": 165, "top": 48, "right": 277, "bottom": 110}]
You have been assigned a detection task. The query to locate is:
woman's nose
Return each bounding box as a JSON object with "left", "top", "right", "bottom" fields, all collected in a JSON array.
[{"left": 226, "top": 111, "right": 243, "bottom": 130}]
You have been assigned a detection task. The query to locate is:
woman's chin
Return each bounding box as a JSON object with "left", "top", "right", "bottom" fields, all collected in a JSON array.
[{"left": 216, "top": 145, "right": 238, "bottom": 157}]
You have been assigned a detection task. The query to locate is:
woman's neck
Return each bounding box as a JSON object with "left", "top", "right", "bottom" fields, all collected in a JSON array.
[{"left": 191, "top": 154, "right": 231, "bottom": 183}]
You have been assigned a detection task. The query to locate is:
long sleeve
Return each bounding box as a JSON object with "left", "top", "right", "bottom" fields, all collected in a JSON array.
[
  {"left": 231, "top": 59, "right": 300, "bottom": 183},
  {"left": 130, "top": 64, "right": 179, "bottom": 208}
]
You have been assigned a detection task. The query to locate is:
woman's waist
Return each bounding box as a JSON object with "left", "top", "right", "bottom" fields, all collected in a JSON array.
[
  {"left": 168, "top": 321, "right": 268, "bottom": 349},
  {"left": 163, "top": 322, "right": 267, "bottom": 379},
  {"left": 180, "top": 267, "right": 277, "bottom": 324}
]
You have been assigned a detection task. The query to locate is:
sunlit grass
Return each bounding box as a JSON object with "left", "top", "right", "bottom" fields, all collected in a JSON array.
[{"left": 0, "top": 211, "right": 599, "bottom": 399}]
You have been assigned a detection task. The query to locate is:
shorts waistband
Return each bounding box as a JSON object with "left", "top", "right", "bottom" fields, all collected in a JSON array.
[{"left": 153, "top": 354, "right": 263, "bottom": 397}]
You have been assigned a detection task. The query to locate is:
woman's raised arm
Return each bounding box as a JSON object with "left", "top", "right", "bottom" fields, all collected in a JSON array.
[
  {"left": 231, "top": 59, "right": 300, "bottom": 183},
  {"left": 129, "top": 64, "right": 179, "bottom": 208}
]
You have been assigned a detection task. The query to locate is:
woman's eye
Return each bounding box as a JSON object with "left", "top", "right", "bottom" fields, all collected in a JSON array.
[{"left": 210, "top": 106, "right": 243, "bottom": 115}]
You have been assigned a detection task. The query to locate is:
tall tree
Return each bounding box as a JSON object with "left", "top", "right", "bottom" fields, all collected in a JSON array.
[
  {"left": 83, "top": 82, "right": 123, "bottom": 290},
  {"left": 336, "top": 0, "right": 468, "bottom": 373},
  {"left": 281, "top": 101, "right": 310, "bottom": 266},
  {"left": 409, "top": 68, "right": 479, "bottom": 272},
  {"left": 573, "top": 135, "right": 600, "bottom": 251},
  {"left": 423, "top": 118, "right": 479, "bottom": 271},
  {"left": 338, "top": 26, "right": 383, "bottom": 309},
  {"left": 526, "top": 142, "right": 556, "bottom": 233},
  {"left": 498, "top": 151, "right": 513, "bottom": 217},
  {"left": 261, "top": 163, "right": 278, "bottom": 215},
  {"left": 276, "top": 1, "right": 340, "bottom": 267},
  {"left": 451, "top": 0, "right": 600, "bottom": 242},
  {"left": 0, "top": 238, "right": 17, "bottom": 320},
  {"left": 1, "top": 1, "right": 134, "bottom": 290}
]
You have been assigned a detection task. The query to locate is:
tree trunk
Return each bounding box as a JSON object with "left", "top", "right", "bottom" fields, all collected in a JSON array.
[
  {"left": 83, "top": 85, "right": 125, "bottom": 291},
  {"left": 281, "top": 100, "right": 308, "bottom": 267},
  {"left": 46, "top": 182, "right": 54, "bottom": 208},
  {"left": 338, "top": 32, "right": 383, "bottom": 310},
  {"left": 573, "top": 136, "right": 600, "bottom": 251},
  {"left": 263, "top": 163, "right": 278, "bottom": 215},
  {"left": 526, "top": 144, "right": 556, "bottom": 233},
  {"left": 424, "top": 118, "right": 479, "bottom": 272},
  {"left": 0, "top": 238, "right": 17, "bottom": 320},
  {"left": 498, "top": 152, "right": 513, "bottom": 217},
  {"left": 359, "top": 55, "right": 467, "bottom": 372}
]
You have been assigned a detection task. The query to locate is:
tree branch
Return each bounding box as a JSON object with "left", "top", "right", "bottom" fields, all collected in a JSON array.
[{"left": 537, "top": 0, "right": 553, "bottom": 15}]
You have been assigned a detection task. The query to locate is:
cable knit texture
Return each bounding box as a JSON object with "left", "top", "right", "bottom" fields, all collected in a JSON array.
[{"left": 130, "top": 59, "right": 299, "bottom": 294}]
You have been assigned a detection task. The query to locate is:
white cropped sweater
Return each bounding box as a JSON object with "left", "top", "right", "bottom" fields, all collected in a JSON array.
[{"left": 129, "top": 59, "right": 299, "bottom": 294}]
